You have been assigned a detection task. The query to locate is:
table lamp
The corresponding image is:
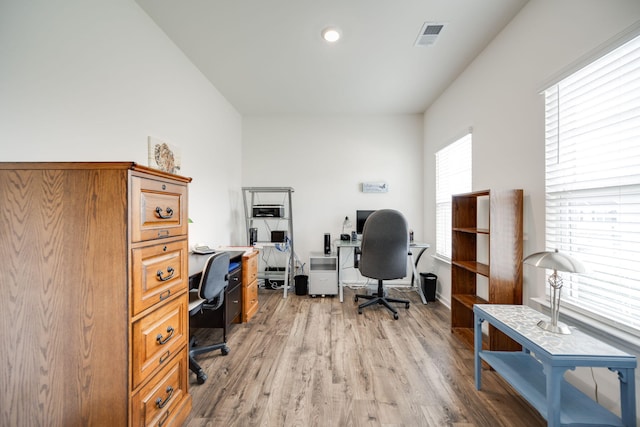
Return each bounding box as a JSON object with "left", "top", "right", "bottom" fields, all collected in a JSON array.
[
  {"left": 342, "top": 216, "right": 352, "bottom": 233},
  {"left": 523, "top": 249, "right": 586, "bottom": 334},
  {"left": 341, "top": 216, "right": 353, "bottom": 241}
]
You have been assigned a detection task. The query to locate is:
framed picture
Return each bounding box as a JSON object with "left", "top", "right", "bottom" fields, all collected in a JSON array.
[{"left": 147, "top": 137, "right": 181, "bottom": 174}]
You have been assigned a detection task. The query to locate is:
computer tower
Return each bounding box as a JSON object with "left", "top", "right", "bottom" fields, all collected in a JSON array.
[{"left": 249, "top": 227, "right": 258, "bottom": 246}]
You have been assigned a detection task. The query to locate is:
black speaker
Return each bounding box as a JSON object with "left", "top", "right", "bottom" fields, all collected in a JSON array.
[
  {"left": 249, "top": 227, "right": 258, "bottom": 246},
  {"left": 324, "top": 233, "right": 331, "bottom": 255}
]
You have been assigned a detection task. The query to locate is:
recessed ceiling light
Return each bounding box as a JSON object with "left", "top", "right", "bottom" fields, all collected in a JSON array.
[{"left": 321, "top": 27, "right": 341, "bottom": 43}]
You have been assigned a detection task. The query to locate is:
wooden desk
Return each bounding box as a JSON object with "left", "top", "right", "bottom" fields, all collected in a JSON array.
[
  {"left": 189, "top": 249, "right": 259, "bottom": 325},
  {"left": 474, "top": 304, "right": 637, "bottom": 427},
  {"left": 189, "top": 250, "right": 247, "bottom": 277},
  {"left": 189, "top": 251, "right": 245, "bottom": 327}
]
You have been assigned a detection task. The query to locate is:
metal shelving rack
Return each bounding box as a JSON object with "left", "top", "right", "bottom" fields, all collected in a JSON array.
[{"left": 242, "top": 187, "right": 295, "bottom": 297}]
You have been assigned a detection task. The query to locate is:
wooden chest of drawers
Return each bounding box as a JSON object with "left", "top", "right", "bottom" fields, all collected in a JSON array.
[{"left": 0, "top": 162, "right": 192, "bottom": 426}]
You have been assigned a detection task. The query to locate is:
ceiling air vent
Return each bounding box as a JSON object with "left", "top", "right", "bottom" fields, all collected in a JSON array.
[{"left": 414, "top": 22, "right": 445, "bottom": 47}]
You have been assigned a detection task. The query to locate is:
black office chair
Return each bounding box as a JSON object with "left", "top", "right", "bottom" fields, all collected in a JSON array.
[
  {"left": 354, "top": 209, "right": 411, "bottom": 320},
  {"left": 189, "top": 251, "right": 231, "bottom": 384}
]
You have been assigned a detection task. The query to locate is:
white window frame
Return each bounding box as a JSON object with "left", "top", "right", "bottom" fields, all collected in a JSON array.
[
  {"left": 435, "top": 132, "right": 472, "bottom": 260},
  {"left": 542, "top": 31, "right": 640, "bottom": 337}
]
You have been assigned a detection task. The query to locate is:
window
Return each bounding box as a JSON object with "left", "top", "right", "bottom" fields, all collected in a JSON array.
[
  {"left": 435, "top": 133, "right": 472, "bottom": 260},
  {"left": 543, "top": 33, "right": 640, "bottom": 334}
]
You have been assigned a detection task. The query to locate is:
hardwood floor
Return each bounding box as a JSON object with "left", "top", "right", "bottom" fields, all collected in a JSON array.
[{"left": 184, "top": 286, "right": 545, "bottom": 426}]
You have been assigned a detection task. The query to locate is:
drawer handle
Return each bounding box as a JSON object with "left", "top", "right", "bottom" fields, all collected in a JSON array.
[
  {"left": 155, "top": 206, "right": 174, "bottom": 219},
  {"left": 159, "top": 290, "right": 171, "bottom": 301},
  {"left": 157, "top": 267, "right": 175, "bottom": 282},
  {"left": 155, "top": 385, "right": 174, "bottom": 409},
  {"left": 159, "top": 350, "right": 171, "bottom": 364},
  {"left": 156, "top": 326, "right": 174, "bottom": 345},
  {"left": 157, "top": 410, "right": 170, "bottom": 427}
]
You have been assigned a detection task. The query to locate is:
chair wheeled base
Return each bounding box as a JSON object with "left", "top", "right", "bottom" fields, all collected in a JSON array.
[
  {"left": 354, "top": 280, "right": 410, "bottom": 320},
  {"left": 189, "top": 335, "right": 230, "bottom": 384}
]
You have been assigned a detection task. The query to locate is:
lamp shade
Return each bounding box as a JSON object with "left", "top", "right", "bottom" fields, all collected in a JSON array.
[{"left": 523, "top": 249, "right": 586, "bottom": 274}]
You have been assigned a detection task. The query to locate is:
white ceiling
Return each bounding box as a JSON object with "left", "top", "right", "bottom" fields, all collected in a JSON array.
[{"left": 135, "top": 0, "right": 529, "bottom": 115}]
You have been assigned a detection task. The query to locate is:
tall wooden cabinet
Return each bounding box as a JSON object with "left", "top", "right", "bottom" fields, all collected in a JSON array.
[
  {"left": 451, "top": 189, "right": 523, "bottom": 351},
  {"left": 0, "top": 162, "right": 192, "bottom": 426}
]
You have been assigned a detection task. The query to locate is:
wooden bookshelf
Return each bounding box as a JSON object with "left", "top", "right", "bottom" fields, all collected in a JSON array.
[{"left": 451, "top": 189, "right": 523, "bottom": 351}]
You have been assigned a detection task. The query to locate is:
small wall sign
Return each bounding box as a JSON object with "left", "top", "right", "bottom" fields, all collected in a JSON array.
[{"left": 361, "top": 182, "right": 388, "bottom": 193}]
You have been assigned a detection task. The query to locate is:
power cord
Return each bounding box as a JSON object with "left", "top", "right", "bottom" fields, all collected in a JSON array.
[{"left": 275, "top": 235, "right": 291, "bottom": 252}]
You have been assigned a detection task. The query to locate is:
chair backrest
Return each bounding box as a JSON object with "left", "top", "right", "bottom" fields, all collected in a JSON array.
[
  {"left": 198, "top": 252, "right": 230, "bottom": 302},
  {"left": 358, "top": 209, "right": 409, "bottom": 280}
]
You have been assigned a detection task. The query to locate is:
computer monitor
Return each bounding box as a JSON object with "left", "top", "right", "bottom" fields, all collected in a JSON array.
[{"left": 356, "top": 210, "right": 376, "bottom": 234}]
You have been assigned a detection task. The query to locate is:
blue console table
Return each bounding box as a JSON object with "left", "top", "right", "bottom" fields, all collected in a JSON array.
[{"left": 474, "top": 304, "right": 637, "bottom": 427}]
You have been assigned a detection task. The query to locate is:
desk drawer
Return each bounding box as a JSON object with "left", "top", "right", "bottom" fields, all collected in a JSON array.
[
  {"left": 132, "top": 239, "right": 188, "bottom": 317},
  {"left": 242, "top": 279, "right": 258, "bottom": 323},
  {"left": 309, "top": 271, "right": 338, "bottom": 296},
  {"left": 131, "top": 176, "right": 188, "bottom": 242},
  {"left": 131, "top": 346, "right": 189, "bottom": 427},
  {"left": 227, "top": 269, "right": 242, "bottom": 324},
  {"left": 228, "top": 267, "right": 241, "bottom": 291},
  {"left": 132, "top": 295, "right": 188, "bottom": 388},
  {"left": 242, "top": 251, "right": 258, "bottom": 284}
]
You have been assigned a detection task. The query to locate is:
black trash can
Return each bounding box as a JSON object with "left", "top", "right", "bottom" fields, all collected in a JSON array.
[
  {"left": 420, "top": 272, "right": 437, "bottom": 302},
  {"left": 294, "top": 275, "right": 308, "bottom": 295}
]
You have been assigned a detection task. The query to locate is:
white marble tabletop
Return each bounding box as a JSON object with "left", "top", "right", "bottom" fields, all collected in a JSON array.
[{"left": 475, "top": 304, "right": 632, "bottom": 358}]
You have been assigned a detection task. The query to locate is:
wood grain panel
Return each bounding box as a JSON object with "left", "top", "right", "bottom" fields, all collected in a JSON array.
[
  {"left": 132, "top": 294, "right": 188, "bottom": 389},
  {"left": 131, "top": 347, "right": 190, "bottom": 427},
  {"left": 0, "top": 168, "right": 129, "bottom": 426},
  {"left": 241, "top": 251, "right": 258, "bottom": 284},
  {"left": 242, "top": 280, "right": 259, "bottom": 322},
  {"left": 184, "top": 288, "right": 545, "bottom": 426},
  {"left": 130, "top": 176, "right": 188, "bottom": 243},
  {"left": 489, "top": 189, "right": 524, "bottom": 305},
  {"left": 131, "top": 238, "right": 188, "bottom": 317}
]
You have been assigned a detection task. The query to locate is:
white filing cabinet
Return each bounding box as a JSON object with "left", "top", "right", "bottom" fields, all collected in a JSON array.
[{"left": 308, "top": 252, "right": 338, "bottom": 296}]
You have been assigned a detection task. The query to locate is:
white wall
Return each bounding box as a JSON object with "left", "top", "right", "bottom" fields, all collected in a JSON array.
[
  {"left": 0, "top": 0, "right": 242, "bottom": 247},
  {"left": 242, "top": 115, "right": 425, "bottom": 280},
  {"left": 423, "top": 0, "right": 640, "bottom": 418},
  {"left": 425, "top": 0, "right": 640, "bottom": 306}
]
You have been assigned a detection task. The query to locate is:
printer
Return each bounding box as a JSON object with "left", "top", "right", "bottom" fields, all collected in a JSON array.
[{"left": 252, "top": 204, "right": 285, "bottom": 217}]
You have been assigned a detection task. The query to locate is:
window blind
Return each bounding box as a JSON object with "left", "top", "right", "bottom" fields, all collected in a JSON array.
[
  {"left": 435, "top": 133, "right": 472, "bottom": 260},
  {"left": 544, "top": 33, "right": 640, "bottom": 334}
]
